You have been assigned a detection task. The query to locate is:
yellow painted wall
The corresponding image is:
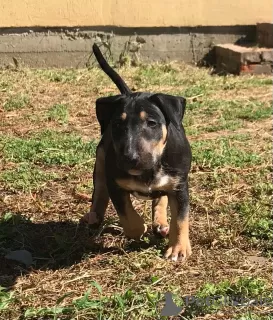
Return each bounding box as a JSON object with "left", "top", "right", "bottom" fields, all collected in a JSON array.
[{"left": 0, "top": 0, "right": 272, "bottom": 28}]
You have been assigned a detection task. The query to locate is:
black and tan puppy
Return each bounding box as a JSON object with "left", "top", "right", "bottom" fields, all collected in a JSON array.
[{"left": 82, "top": 44, "right": 192, "bottom": 262}]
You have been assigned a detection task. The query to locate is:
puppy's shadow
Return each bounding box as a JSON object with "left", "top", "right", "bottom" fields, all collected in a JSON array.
[{"left": 0, "top": 213, "right": 165, "bottom": 288}]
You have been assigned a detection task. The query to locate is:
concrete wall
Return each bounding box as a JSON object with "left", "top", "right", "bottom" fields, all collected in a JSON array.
[
  {"left": 0, "top": 0, "right": 272, "bottom": 68},
  {"left": 0, "top": 0, "right": 272, "bottom": 28}
]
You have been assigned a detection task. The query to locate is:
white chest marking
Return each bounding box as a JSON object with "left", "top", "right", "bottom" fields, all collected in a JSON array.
[
  {"left": 154, "top": 174, "right": 170, "bottom": 188},
  {"left": 116, "top": 171, "right": 175, "bottom": 195}
]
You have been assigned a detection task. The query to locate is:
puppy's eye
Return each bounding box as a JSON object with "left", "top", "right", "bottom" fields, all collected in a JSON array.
[{"left": 147, "top": 120, "right": 157, "bottom": 128}]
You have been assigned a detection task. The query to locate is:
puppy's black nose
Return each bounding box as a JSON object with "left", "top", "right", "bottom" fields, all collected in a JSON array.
[{"left": 122, "top": 153, "right": 140, "bottom": 167}]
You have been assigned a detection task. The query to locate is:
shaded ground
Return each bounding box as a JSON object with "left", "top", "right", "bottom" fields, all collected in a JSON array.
[{"left": 0, "top": 63, "right": 272, "bottom": 320}]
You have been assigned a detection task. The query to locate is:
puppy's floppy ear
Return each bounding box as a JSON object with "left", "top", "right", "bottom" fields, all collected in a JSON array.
[
  {"left": 148, "top": 93, "right": 186, "bottom": 130},
  {"left": 96, "top": 95, "right": 127, "bottom": 135}
]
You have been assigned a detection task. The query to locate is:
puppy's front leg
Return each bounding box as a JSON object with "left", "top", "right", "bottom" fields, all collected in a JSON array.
[
  {"left": 82, "top": 143, "right": 109, "bottom": 226},
  {"left": 152, "top": 196, "right": 169, "bottom": 237},
  {"left": 165, "top": 183, "right": 192, "bottom": 262},
  {"left": 108, "top": 181, "right": 147, "bottom": 239}
]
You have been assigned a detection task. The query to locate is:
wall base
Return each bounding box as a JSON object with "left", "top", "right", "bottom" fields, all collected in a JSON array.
[{"left": 0, "top": 26, "right": 256, "bottom": 68}]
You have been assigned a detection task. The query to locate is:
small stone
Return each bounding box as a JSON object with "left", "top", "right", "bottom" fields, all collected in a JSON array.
[{"left": 5, "top": 250, "right": 33, "bottom": 267}]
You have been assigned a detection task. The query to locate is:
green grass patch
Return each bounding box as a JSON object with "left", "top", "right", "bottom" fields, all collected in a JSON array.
[
  {"left": 233, "top": 77, "right": 273, "bottom": 88},
  {"left": 0, "top": 287, "right": 15, "bottom": 311},
  {"left": 23, "top": 281, "right": 163, "bottom": 319},
  {"left": 3, "top": 94, "right": 30, "bottom": 111},
  {"left": 182, "top": 97, "right": 271, "bottom": 136},
  {"left": 35, "top": 69, "right": 78, "bottom": 83},
  {"left": 0, "top": 164, "right": 58, "bottom": 192},
  {"left": 21, "top": 277, "right": 272, "bottom": 319},
  {"left": 236, "top": 313, "right": 273, "bottom": 320},
  {"left": 215, "top": 167, "right": 272, "bottom": 251},
  {"left": 183, "top": 114, "right": 242, "bottom": 135},
  {"left": 236, "top": 199, "right": 272, "bottom": 241},
  {"left": 188, "top": 99, "right": 271, "bottom": 122},
  {"left": 0, "top": 130, "right": 97, "bottom": 166},
  {"left": 221, "top": 100, "right": 271, "bottom": 122},
  {"left": 191, "top": 135, "right": 262, "bottom": 168},
  {"left": 47, "top": 103, "right": 70, "bottom": 124},
  {"left": 0, "top": 81, "right": 10, "bottom": 92},
  {"left": 183, "top": 277, "right": 272, "bottom": 317},
  {"left": 133, "top": 63, "right": 182, "bottom": 87}
]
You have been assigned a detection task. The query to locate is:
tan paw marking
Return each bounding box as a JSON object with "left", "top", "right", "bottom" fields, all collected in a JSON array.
[
  {"left": 164, "top": 237, "right": 192, "bottom": 262},
  {"left": 152, "top": 196, "right": 169, "bottom": 237},
  {"left": 153, "top": 224, "right": 169, "bottom": 237}
]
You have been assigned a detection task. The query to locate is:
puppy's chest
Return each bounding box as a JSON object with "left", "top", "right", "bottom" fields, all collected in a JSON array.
[{"left": 116, "top": 171, "right": 179, "bottom": 199}]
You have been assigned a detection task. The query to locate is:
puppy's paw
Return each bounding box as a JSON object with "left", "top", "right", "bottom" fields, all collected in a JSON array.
[
  {"left": 123, "top": 223, "right": 148, "bottom": 240},
  {"left": 153, "top": 224, "right": 169, "bottom": 238},
  {"left": 120, "top": 215, "right": 147, "bottom": 240},
  {"left": 81, "top": 211, "right": 99, "bottom": 225},
  {"left": 164, "top": 238, "right": 192, "bottom": 262}
]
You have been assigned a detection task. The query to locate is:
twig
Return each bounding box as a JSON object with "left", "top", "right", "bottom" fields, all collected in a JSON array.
[{"left": 187, "top": 93, "right": 204, "bottom": 100}]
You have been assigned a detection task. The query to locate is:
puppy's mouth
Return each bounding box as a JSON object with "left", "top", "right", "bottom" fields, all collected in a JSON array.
[
  {"left": 117, "top": 160, "right": 152, "bottom": 176},
  {"left": 116, "top": 152, "right": 155, "bottom": 175},
  {"left": 127, "top": 169, "right": 143, "bottom": 176}
]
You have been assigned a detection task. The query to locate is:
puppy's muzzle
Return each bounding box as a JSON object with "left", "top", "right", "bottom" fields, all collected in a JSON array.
[{"left": 120, "top": 153, "right": 140, "bottom": 170}]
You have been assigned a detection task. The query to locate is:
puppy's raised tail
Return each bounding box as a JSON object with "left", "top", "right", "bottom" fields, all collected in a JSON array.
[{"left": 92, "top": 43, "right": 131, "bottom": 95}]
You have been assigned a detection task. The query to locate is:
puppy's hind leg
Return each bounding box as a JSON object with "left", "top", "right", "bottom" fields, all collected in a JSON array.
[{"left": 81, "top": 143, "right": 109, "bottom": 226}]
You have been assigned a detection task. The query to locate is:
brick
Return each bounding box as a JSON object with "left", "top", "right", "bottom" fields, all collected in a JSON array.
[
  {"left": 261, "top": 50, "right": 273, "bottom": 62},
  {"left": 215, "top": 44, "right": 262, "bottom": 64},
  {"left": 215, "top": 43, "right": 273, "bottom": 75},
  {"left": 240, "top": 64, "right": 272, "bottom": 75}
]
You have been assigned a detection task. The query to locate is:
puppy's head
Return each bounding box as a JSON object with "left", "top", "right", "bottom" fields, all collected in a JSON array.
[{"left": 96, "top": 93, "right": 186, "bottom": 175}]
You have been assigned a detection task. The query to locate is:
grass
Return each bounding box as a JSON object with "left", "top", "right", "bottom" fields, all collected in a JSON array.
[
  {"left": 236, "top": 314, "right": 273, "bottom": 320},
  {"left": 0, "top": 63, "right": 272, "bottom": 320},
  {"left": 3, "top": 94, "right": 30, "bottom": 111},
  {"left": 47, "top": 103, "right": 70, "bottom": 124},
  {"left": 0, "top": 287, "right": 15, "bottom": 310},
  {"left": 17, "top": 276, "right": 273, "bottom": 319},
  {"left": 0, "top": 130, "right": 97, "bottom": 166},
  {"left": 191, "top": 135, "right": 263, "bottom": 168},
  {"left": 0, "top": 164, "right": 58, "bottom": 192},
  {"left": 35, "top": 69, "right": 78, "bottom": 83},
  {"left": 182, "top": 277, "right": 272, "bottom": 317},
  {"left": 23, "top": 282, "right": 164, "bottom": 319}
]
